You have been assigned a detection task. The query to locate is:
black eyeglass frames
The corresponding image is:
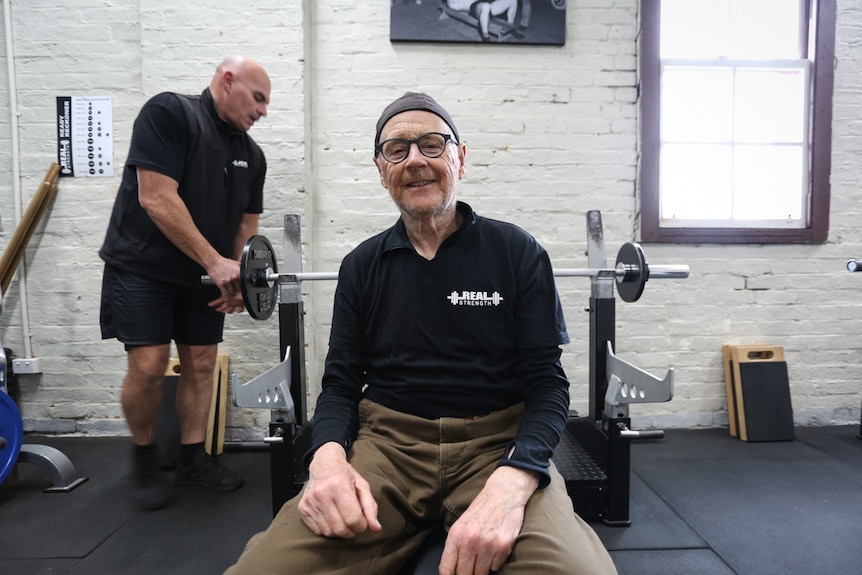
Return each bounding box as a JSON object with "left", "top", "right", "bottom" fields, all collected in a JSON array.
[{"left": 375, "top": 132, "right": 456, "bottom": 164}]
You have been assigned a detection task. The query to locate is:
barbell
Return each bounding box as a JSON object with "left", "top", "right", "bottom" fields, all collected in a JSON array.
[{"left": 205, "top": 235, "right": 689, "bottom": 320}]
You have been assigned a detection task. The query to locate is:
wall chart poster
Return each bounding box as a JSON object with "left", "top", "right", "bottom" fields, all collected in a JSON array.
[{"left": 56, "top": 96, "right": 114, "bottom": 177}]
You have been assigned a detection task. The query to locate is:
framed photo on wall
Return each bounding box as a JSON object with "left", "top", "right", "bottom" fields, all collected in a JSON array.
[{"left": 390, "top": 0, "right": 566, "bottom": 46}]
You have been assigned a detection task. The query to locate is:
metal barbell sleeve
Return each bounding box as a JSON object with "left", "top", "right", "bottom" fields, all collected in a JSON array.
[
  {"left": 279, "top": 271, "right": 339, "bottom": 281},
  {"left": 643, "top": 265, "right": 690, "bottom": 279}
]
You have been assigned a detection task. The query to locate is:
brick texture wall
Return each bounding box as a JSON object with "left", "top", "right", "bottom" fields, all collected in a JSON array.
[{"left": 0, "top": 0, "right": 859, "bottom": 439}]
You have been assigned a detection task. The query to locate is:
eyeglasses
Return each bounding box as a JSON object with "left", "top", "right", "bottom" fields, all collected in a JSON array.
[{"left": 375, "top": 132, "right": 456, "bottom": 164}]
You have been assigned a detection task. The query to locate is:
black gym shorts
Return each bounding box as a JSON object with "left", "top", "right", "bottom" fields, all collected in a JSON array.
[{"left": 100, "top": 264, "right": 225, "bottom": 348}]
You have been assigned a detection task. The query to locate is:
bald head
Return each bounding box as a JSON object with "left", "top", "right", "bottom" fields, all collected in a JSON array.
[{"left": 210, "top": 55, "right": 271, "bottom": 132}]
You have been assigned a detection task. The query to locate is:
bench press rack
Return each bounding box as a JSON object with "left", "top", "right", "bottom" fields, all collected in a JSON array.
[
  {"left": 553, "top": 211, "right": 673, "bottom": 526},
  {"left": 231, "top": 211, "right": 682, "bottom": 525},
  {"left": 844, "top": 259, "right": 862, "bottom": 440}
]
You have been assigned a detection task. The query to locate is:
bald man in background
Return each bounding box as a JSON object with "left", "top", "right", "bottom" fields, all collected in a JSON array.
[{"left": 99, "top": 55, "right": 271, "bottom": 510}]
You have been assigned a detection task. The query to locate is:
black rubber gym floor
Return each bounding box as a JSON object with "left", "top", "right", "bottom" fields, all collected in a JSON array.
[{"left": 1, "top": 425, "right": 860, "bottom": 575}]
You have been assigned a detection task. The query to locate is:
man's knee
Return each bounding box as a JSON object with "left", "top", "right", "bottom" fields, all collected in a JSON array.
[
  {"left": 176, "top": 344, "right": 219, "bottom": 382},
  {"left": 127, "top": 345, "right": 172, "bottom": 385},
  {"left": 242, "top": 530, "right": 267, "bottom": 553}
]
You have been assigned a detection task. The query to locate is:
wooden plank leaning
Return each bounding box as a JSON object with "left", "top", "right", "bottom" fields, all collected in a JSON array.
[{"left": 0, "top": 162, "right": 61, "bottom": 295}]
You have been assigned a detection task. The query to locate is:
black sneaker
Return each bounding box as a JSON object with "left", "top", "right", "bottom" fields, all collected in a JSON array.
[
  {"left": 133, "top": 474, "right": 174, "bottom": 510},
  {"left": 132, "top": 444, "right": 174, "bottom": 511},
  {"left": 175, "top": 450, "right": 244, "bottom": 492}
]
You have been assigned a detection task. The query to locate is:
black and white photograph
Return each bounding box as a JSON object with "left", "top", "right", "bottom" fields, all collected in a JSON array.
[{"left": 390, "top": 0, "right": 566, "bottom": 45}]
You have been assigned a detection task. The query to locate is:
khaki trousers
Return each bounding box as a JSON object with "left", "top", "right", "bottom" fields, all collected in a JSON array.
[{"left": 225, "top": 400, "right": 617, "bottom": 575}]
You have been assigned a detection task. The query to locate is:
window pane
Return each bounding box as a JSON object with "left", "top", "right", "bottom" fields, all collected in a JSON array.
[
  {"left": 733, "top": 145, "right": 804, "bottom": 219},
  {"left": 734, "top": 67, "right": 807, "bottom": 143},
  {"left": 661, "top": 0, "right": 729, "bottom": 58},
  {"left": 661, "top": 144, "right": 733, "bottom": 220},
  {"left": 729, "top": 0, "right": 801, "bottom": 58},
  {"left": 661, "top": 0, "right": 801, "bottom": 59},
  {"left": 662, "top": 67, "right": 733, "bottom": 142}
]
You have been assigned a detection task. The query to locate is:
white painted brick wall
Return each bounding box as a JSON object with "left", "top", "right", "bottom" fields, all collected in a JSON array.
[{"left": 0, "top": 0, "right": 860, "bottom": 441}]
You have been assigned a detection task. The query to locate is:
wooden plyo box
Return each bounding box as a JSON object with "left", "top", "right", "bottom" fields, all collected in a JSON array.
[
  {"left": 723, "top": 345, "right": 794, "bottom": 442},
  {"left": 155, "top": 354, "right": 229, "bottom": 467}
]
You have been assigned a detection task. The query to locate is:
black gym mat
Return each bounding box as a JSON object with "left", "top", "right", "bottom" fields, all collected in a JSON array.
[
  {"left": 794, "top": 425, "right": 862, "bottom": 463},
  {"left": 610, "top": 549, "right": 736, "bottom": 575},
  {"left": 0, "top": 437, "right": 131, "bottom": 560},
  {"left": 0, "top": 436, "right": 271, "bottom": 575},
  {"left": 630, "top": 426, "right": 804, "bottom": 462},
  {"left": 593, "top": 473, "right": 707, "bottom": 551},
  {"left": 2, "top": 428, "right": 861, "bottom": 575},
  {"left": 633, "top": 429, "right": 862, "bottom": 575}
]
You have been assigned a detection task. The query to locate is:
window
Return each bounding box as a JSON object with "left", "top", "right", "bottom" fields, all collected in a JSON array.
[{"left": 639, "top": 0, "right": 836, "bottom": 243}]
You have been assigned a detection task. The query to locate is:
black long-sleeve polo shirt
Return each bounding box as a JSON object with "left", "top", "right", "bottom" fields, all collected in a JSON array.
[{"left": 309, "top": 202, "right": 571, "bottom": 488}]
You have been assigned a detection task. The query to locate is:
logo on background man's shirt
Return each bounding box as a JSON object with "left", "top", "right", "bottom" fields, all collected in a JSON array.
[
  {"left": 447, "top": 291, "right": 504, "bottom": 306},
  {"left": 232, "top": 159, "right": 249, "bottom": 168}
]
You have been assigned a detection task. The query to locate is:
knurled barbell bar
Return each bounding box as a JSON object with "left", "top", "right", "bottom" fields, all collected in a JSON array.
[{"left": 203, "top": 235, "right": 689, "bottom": 320}]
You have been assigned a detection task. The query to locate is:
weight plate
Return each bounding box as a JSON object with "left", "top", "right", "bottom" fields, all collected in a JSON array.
[
  {"left": 0, "top": 391, "right": 23, "bottom": 485},
  {"left": 615, "top": 242, "right": 648, "bottom": 303},
  {"left": 240, "top": 235, "right": 278, "bottom": 320}
]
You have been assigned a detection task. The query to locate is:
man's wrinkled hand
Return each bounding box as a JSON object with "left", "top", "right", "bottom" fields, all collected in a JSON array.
[
  {"left": 298, "top": 442, "right": 382, "bottom": 539},
  {"left": 207, "top": 257, "right": 241, "bottom": 299},
  {"left": 438, "top": 466, "right": 540, "bottom": 575}
]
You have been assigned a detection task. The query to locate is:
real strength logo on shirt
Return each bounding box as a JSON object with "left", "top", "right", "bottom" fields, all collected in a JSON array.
[{"left": 447, "top": 291, "right": 504, "bottom": 306}]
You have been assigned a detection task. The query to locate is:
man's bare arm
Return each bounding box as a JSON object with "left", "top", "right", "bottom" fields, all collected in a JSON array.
[{"left": 136, "top": 167, "right": 240, "bottom": 297}]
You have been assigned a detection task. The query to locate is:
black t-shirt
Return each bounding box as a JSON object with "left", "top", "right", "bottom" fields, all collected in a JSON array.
[
  {"left": 99, "top": 88, "right": 265, "bottom": 286},
  {"left": 310, "top": 202, "right": 571, "bottom": 487}
]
